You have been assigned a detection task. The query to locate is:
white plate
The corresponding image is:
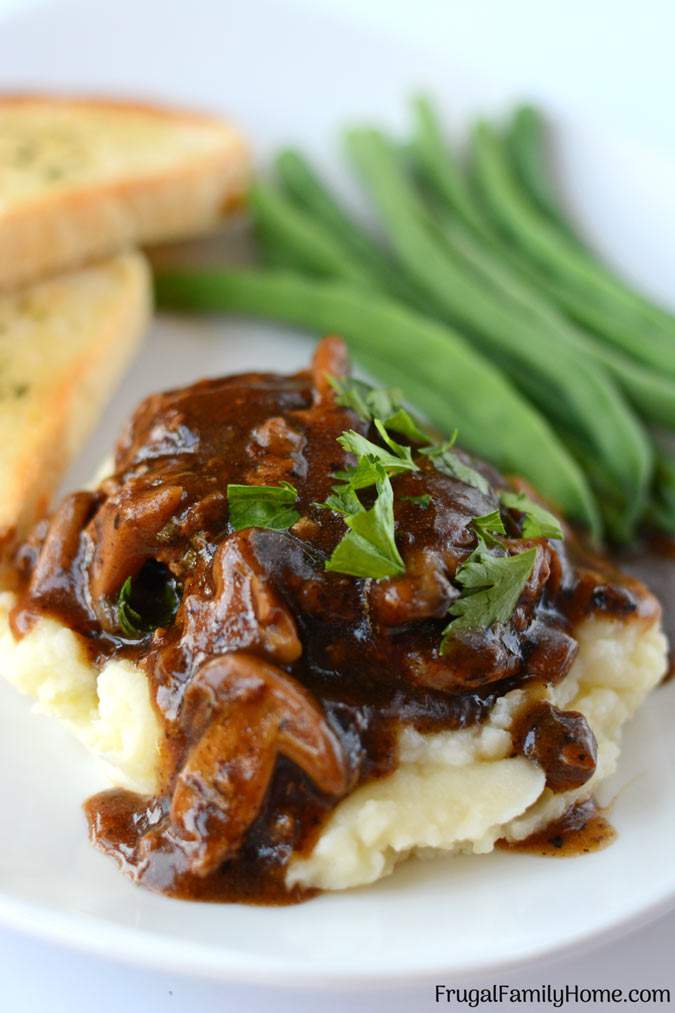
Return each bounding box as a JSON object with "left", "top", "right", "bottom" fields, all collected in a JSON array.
[{"left": 0, "top": 0, "right": 674, "bottom": 987}]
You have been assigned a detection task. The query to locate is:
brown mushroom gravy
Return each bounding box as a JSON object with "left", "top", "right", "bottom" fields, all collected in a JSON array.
[
  {"left": 618, "top": 534, "right": 675, "bottom": 682},
  {"left": 498, "top": 799, "right": 616, "bottom": 858},
  {"left": 9, "top": 337, "right": 660, "bottom": 903}
]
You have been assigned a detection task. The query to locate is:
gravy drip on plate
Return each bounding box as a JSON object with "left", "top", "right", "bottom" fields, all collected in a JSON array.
[{"left": 499, "top": 799, "right": 616, "bottom": 857}]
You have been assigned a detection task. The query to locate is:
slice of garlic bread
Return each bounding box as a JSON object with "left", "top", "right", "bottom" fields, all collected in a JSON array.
[
  {"left": 0, "top": 95, "right": 250, "bottom": 289},
  {"left": 0, "top": 251, "right": 150, "bottom": 578}
]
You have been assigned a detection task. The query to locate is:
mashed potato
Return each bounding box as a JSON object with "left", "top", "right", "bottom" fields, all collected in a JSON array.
[
  {"left": 288, "top": 614, "right": 666, "bottom": 890},
  {"left": 0, "top": 591, "right": 161, "bottom": 792},
  {"left": 0, "top": 589, "right": 665, "bottom": 890}
]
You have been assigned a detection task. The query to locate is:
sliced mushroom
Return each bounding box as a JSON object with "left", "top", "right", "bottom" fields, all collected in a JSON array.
[
  {"left": 182, "top": 530, "right": 301, "bottom": 665},
  {"left": 88, "top": 483, "right": 185, "bottom": 604},
  {"left": 26, "top": 491, "right": 97, "bottom": 610},
  {"left": 369, "top": 547, "right": 457, "bottom": 626},
  {"left": 522, "top": 620, "right": 578, "bottom": 685},
  {"left": 513, "top": 701, "right": 597, "bottom": 792},
  {"left": 310, "top": 335, "right": 349, "bottom": 403},
  {"left": 159, "top": 652, "right": 348, "bottom": 876},
  {"left": 403, "top": 627, "right": 523, "bottom": 692},
  {"left": 245, "top": 415, "right": 307, "bottom": 486}
]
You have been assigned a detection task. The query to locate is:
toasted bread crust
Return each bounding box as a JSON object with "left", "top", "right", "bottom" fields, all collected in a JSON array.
[
  {"left": 0, "top": 94, "right": 250, "bottom": 289},
  {"left": 0, "top": 252, "right": 151, "bottom": 582},
  {"left": 0, "top": 92, "right": 239, "bottom": 123}
]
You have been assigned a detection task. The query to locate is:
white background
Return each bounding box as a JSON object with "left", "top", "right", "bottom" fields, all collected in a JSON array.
[{"left": 0, "top": 0, "right": 673, "bottom": 1009}]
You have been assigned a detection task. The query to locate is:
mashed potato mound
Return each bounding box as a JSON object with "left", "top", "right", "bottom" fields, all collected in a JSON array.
[
  {"left": 288, "top": 614, "right": 666, "bottom": 890},
  {"left": 0, "top": 591, "right": 161, "bottom": 792},
  {"left": 0, "top": 589, "right": 665, "bottom": 889}
]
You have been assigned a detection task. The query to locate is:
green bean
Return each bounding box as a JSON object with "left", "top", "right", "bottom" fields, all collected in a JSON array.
[
  {"left": 410, "top": 106, "right": 675, "bottom": 427},
  {"left": 409, "top": 97, "right": 675, "bottom": 420},
  {"left": 440, "top": 214, "right": 675, "bottom": 429},
  {"left": 479, "top": 219, "right": 675, "bottom": 421},
  {"left": 471, "top": 122, "right": 675, "bottom": 362},
  {"left": 489, "top": 240, "right": 665, "bottom": 360},
  {"left": 343, "top": 127, "right": 651, "bottom": 526},
  {"left": 255, "top": 222, "right": 307, "bottom": 271},
  {"left": 275, "top": 148, "right": 427, "bottom": 309},
  {"left": 249, "top": 181, "right": 376, "bottom": 287},
  {"left": 484, "top": 226, "right": 675, "bottom": 394},
  {"left": 506, "top": 105, "right": 581, "bottom": 242},
  {"left": 500, "top": 113, "right": 675, "bottom": 355},
  {"left": 155, "top": 267, "right": 601, "bottom": 535},
  {"left": 409, "top": 95, "right": 489, "bottom": 238},
  {"left": 408, "top": 107, "right": 674, "bottom": 533},
  {"left": 408, "top": 104, "right": 673, "bottom": 376},
  {"left": 559, "top": 434, "right": 637, "bottom": 544},
  {"left": 506, "top": 106, "right": 675, "bottom": 338},
  {"left": 417, "top": 200, "right": 657, "bottom": 529},
  {"left": 646, "top": 449, "right": 675, "bottom": 534}
]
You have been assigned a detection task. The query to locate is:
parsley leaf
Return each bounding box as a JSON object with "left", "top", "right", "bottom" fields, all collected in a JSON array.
[
  {"left": 327, "top": 375, "right": 373, "bottom": 420},
  {"left": 227, "top": 481, "right": 300, "bottom": 531},
  {"left": 380, "top": 407, "right": 430, "bottom": 444},
  {"left": 329, "top": 375, "right": 430, "bottom": 444},
  {"left": 421, "top": 439, "right": 489, "bottom": 494},
  {"left": 373, "top": 418, "right": 417, "bottom": 462},
  {"left": 314, "top": 483, "right": 363, "bottom": 516},
  {"left": 472, "top": 509, "right": 506, "bottom": 545},
  {"left": 440, "top": 541, "right": 536, "bottom": 652},
  {"left": 319, "top": 403, "right": 427, "bottom": 580},
  {"left": 332, "top": 454, "right": 387, "bottom": 492},
  {"left": 325, "top": 470, "right": 404, "bottom": 579},
  {"left": 500, "top": 490, "right": 563, "bottom": 540},
  {"left": 117, "top": 560, "right": 180, "bottom": 640},
  {"left": 337, "top": 430, "right": 418, "bottom": 476},
  {"left": 362, "top": 385, "right": 403, "bottom": 421}
]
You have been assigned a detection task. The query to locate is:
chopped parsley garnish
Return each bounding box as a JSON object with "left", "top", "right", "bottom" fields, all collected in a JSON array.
[
  {"left": 440, "top": 540, "right": 536, "bottom": 652},
  {"left": 373, "top": 418, "right": 418, "bottom": 462},
  {"left": 329, "top": 375, "right": 429, "bottom": 444},
  {"left": 421, "top": 437, "right": 489, "bottom": 494},
  {"left": 331, "top": 454, "right": 386, "bottom": 493},
  {"left": 380, "top": 407, "right": 429, "bottom": 444},
  {"left": 324, "top": 375, "right": 558, "bottom": 633},
  {"left": 472, "top": 508, "right": 506, "bottom": 545},
  {"left": 227, "top": 481, "right": 300, "bottom": 531},
  {"left": 327, "top": 375, "right": 373, "bottom": 420},
  {"left": 361, "top": 385, "right": 403, "bottom": 422},
  {"left": 325, "top": 469, "right": 405, "bottom": 579},
  {"left": 322, "top": 383, "right": 544, "bottom": 585},
  {"left": 319, "top": 410, "right": 415, "bottom": 579},
  {"left": 337, "top": 430, "right": 417, "bottom": 476},
  {"left": 117, "top": 560, "right": 180, "bottom": 640},
  {"left": 499, "top": 490, "right": 563, "bottom": 540},
  {"left": 315, "top": 483, "right": 363, "bottom": 517}
]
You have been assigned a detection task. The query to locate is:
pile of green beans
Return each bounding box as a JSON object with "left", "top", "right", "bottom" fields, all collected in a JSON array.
[
  {"left": 471, "top": 121, "right": 675, "bottom": 376},
  {"left": 505, "top": 105, "right": 582, "bottom": 243},
  {"left": 155, "top": 96, "right": 675, "bottom": 544},
  {"left": 343, "top": 126, "right": 651, "bottom": 535},
  {"left": 408, "top": 96, "right": 675, "bottom": 535}
]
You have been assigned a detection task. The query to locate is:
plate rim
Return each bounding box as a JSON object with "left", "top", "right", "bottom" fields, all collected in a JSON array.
[{"left": 1, "top": 883, "right": 674, "bottom": 986}]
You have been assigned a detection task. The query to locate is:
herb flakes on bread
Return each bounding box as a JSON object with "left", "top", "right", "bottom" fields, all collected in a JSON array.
[{"left": 0, "top": 95, "right": 250, "bottom": 289}]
